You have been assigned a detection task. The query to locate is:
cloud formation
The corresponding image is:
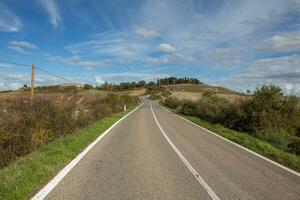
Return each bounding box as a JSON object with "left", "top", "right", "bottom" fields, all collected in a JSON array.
[
  {"left": 134, "top": 27, "right": 159, "bottom": 39},
  {"left": 0, "top": 3, "right": 22, "bottom": 32},
  {"left": 8, "top": 40, "right": 38, "bottom": 54},
  {"left": 10, "top": 40, "right": 38, "bottom": 49},
  {"left": 257, "top": 30, "right": 300, "bottom": 52},
  {"left": 157, "top": 43, "right": 176, "bottom": 53},
  {"left": 40, "top": 0, "right": 61, "bottom": 27},
  {"left": 1, "top": 0, "right": 300, "bottom": 95}
]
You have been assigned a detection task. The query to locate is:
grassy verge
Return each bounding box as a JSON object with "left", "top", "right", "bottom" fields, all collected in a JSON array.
[
  {"left": 0, "top": 106, "right": 137, "bottom": 200},
  {"left": 161, "top": 104, "right": 300, "bottom": 172}
]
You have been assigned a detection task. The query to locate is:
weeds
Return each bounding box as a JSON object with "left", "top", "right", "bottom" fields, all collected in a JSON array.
[{"left": 0, "top": 94, "right": 138, "bottom": 168}]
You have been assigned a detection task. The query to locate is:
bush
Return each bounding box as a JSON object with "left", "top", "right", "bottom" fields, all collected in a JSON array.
[
  {"left": 0, "top": 94, "right": 138, "bottom": 168},
  {"left": 288, "top": 137, "right": 300, "bottom": 155},
  {"left": 0, "top": 98, "right": 75, "bottom": 167},
  {"left": 164, "top": 96, "right": 181, "bottom": 109},
  {"left": 178, "top": 100, "right": 197, "bottom": 116},
  {"left": 193, "top": 95, "right": 231, "bottom": 123},
  {"left": 163, "top": 84, "right": 300, "bottom": 155}
]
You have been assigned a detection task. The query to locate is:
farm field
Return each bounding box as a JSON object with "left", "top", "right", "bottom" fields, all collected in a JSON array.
[{"left": 163, "top": 84, "right": 248, "bottom": 102}]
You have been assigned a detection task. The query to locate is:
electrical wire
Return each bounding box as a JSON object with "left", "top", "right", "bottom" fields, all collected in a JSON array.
[{"left": 0, "top": 59, "right": 82, "bottom": 85}]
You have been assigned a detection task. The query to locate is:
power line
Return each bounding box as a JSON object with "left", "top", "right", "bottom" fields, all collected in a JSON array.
[
  {"left": 0, "top": 59, "right": 31, "bottom": 67},
  {"left": 0, "top": 59, "right": 81, "bottom": 85},
  {"left": 35, "top": 66, "right": 80, "bottom": 85}
]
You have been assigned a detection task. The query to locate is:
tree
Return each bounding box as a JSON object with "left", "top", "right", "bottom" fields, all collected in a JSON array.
[
  {"left": 137, "top": 80, "right": 145, "bottom": 87},
  {"left": 83, "top": 84, "right": 93, "bottom": 90}
]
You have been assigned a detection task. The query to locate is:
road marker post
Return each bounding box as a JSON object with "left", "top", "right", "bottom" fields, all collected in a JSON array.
[{"left": 31, "top": 63, "right": 35, "bottom": 106}]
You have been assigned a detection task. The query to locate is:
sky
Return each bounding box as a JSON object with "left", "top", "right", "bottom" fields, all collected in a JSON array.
[{"left": 0, "top": 0, "right": 300, "bottom": 95}]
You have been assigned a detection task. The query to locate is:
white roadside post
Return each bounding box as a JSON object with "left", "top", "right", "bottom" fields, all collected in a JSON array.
[{"left": 124, "top": 104, "right": 126, "bottom": 111}]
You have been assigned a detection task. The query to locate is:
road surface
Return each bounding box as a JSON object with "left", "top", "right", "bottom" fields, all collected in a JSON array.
[{"left": 43, "top": 99, "right": 300, "bottom": 200}]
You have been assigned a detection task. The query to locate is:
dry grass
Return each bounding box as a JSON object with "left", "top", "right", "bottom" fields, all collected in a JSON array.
[
  {"left": 171, "top": 92, "right": 202, "bottom": 101},
  {"left": 164, "top": 84, "right": 239, "bottom": 94},
  {"left": 129, "top": 88, "right": 146, "bottom": 96},
  {"left": 0, "top": 88, "right": 139, "bottom": 168},
  {"left": 164, "top": 84, "right": 247, "bottom": 102},
  {"left": 171, "top": 91, "right": 248, "bottom": 102}
]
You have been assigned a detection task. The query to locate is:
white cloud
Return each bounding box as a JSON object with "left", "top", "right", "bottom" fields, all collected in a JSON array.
[
  {"left": 65, "top": 30, "right": 150, "bottom": 61},
  {"left": 94, "top": 76, "right": 105, "bottom": 85},
  {"left": 0, "top": 63, "right": 11, "bottom": 69},
  {"left": 78, "top": 61, "right": 105, "bottom": 70},
  {"left": 220, "top": 55, "right": 300, "bottom": 95},
  {"left": 8, "top": 40, "right": 38, "bottom": 54},
  {"left": 134, "top": 27, "right": 159, "bottom": 39},
  {"left": 8, "top": 46, "right": 26, "bottom": 54},
  {"left": 257, "top": 30, "right": 300, "bottom": 52},
  {"left": 157, "top": 43, "right": 176, "bottom": 53},
  {"left": 43, "top": 53, "right": 81, "bottom": 65},
  {"left": 40, "top": 0, "right": 61, "bottom": 27},
  {"left": 246, "top": 54, "right": 300, "bottom": 74},
  {"left": 43, "top": 53, "right": 105, "bottom": 69},
  {"left": 10, "top": 40, "right": 38, "bottom": 49},
  {"left": 203, "top": 47, "right": 250, "bottom": 67},
  {"left": 0, "top": 72, "right": 63, "bottom": 91},
  {"left": 0, "top": 3, "right": 22, "bottom": 32}
]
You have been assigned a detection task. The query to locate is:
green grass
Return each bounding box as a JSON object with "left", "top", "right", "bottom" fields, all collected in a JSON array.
[
  {"left": 0, "top": 106, "right": 137, "bottom": 200},
  {"left": 162, "top": 105, "right": 300, "bottom": 172}
]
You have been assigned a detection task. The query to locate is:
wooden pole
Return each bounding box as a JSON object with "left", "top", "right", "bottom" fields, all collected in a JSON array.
[{"left": 31, "top": 64, "right": 35, "bottom": 105}]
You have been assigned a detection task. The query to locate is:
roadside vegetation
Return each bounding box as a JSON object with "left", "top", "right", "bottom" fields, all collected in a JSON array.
[
  {"left": 0, "top": 108, "right": 136, "bottom": 200},
  {"left": 0, "top": 93, "right": 138, "bottom": 168},
  {"left": 162, "top": 85, "right": 300, "bottom": 171},
  {"left": 175, "top": 114, "right": 300, "bottom": 171}
]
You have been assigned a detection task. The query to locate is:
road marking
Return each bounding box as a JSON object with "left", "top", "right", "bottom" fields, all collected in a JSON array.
[
  {"left": 150, "top": 102, "right": 221, "bottom": 200},
  {"left": 31, "top": 102, "right": 144, "bottom": 200},
  {"left": 158, "top": 103, "right": 300, "bottom": 177}
]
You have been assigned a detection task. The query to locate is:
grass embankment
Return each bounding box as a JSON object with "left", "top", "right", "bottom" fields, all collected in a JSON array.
[
  {"left": 0, "top": 107, "right": 136, "bottom": 200},
  {"left": 162, "top": 105, "right": 300, "bottom": 172}
]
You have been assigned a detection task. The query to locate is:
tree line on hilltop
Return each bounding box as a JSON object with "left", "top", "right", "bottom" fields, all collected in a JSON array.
[{"left": 82, "top": 77, "right": 202, "bottom": 91}]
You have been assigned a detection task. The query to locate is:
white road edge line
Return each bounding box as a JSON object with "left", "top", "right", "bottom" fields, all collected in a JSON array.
[
  {"left": 150, "top": 102, "right": 221, "bottom": 200},
  {"left": 31, "top": 102, "right": 144, "bottom": 200},
  {"left": 158, "top": 103, "right": 300, "bottom": 177}
]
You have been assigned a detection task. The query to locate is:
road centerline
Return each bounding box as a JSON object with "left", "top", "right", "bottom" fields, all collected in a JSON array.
[{"left": 150, "top": 101, "right": 220, "bottom": 200}]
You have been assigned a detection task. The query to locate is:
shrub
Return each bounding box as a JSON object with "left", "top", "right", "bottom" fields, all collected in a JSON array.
[
  {"left": 193, "top": 95, "right": 231, "bottom": 123},
  {"left": 288, "top": 137, "right": 300, "bottom": 155},
  {"left": 164, "top": 96, "right": 181, "bottom": 109},
  {"left": 163, "top": 84, "right": 300, "bottom": 155},
  {"left": 0, "top": 94, "right": 138, "bottom": 168},
  {"left": 178, "top": 100, "right": 197, "bottom": 116}
]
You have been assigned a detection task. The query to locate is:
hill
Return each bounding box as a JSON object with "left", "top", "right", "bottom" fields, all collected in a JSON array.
[{"left": 159, "top": 84, "right": 247, "bottom": 102}]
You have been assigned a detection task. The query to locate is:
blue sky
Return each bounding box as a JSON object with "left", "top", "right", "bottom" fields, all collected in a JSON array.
[{"left": 0, "top": 0, "right": 300, "bottom": 95}]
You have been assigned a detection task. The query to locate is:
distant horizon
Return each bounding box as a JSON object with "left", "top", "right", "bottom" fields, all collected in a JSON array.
[
  {"left": 2, "top": 76, "right": 299, "bottom": 97},
  {"left": 0, "top": 0, "right": 299, "bottom": 95}
]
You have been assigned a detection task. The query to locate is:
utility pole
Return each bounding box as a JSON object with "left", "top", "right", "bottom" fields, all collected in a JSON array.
[{"left": 31, "top": 63, "right": 35, "bottom": 105}]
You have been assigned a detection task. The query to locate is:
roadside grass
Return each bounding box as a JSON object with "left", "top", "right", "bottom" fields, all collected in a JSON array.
[
  {"left": 0, "top": 106, "right": 136, "bottom": 200},
  {"left": 161, "top": 104, "right": 300, "bottom": 172}
]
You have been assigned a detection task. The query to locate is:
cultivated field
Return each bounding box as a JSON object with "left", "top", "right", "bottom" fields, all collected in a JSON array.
[{"left": 164, "top": 84, "right": 247, "bottom": 102}]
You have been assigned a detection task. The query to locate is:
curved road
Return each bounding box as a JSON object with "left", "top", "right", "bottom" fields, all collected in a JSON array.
[{"left": 43, "top": 99, "right": 300, "bottom": 200}]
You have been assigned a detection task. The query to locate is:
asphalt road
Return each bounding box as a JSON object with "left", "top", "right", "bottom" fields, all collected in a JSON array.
[{"left": 44, "top": 99, "right": 300, "bottom": 200}]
